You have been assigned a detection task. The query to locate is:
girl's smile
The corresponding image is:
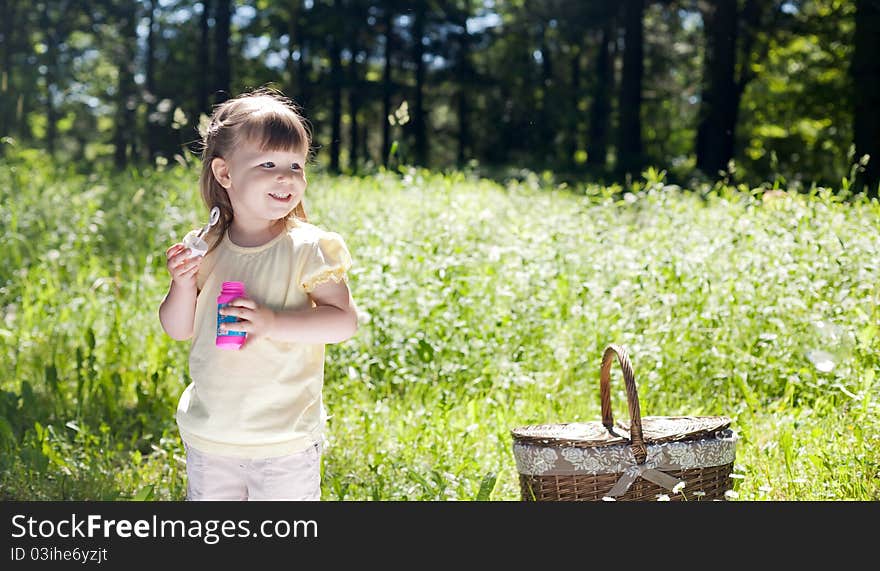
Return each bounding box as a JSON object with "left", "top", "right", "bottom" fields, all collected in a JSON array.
[{"left": 268, "top": 191, "right": 294, "bottom": 202}]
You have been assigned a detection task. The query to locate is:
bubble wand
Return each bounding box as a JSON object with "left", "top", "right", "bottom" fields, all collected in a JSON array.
[{"left": 183, "top": 206, "right": 220, "bottom": 258}]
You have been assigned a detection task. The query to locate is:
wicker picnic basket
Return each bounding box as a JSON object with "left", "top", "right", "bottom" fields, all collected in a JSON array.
[{"left": 511, "top": 344, "right": 737, "bottom": 501}]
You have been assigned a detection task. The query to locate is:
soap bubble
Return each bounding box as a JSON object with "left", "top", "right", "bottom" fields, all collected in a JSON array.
[
  {"left": 806, "top": 320, "right": 853, "bottom": 374},
  {"left": 806, "top": 349, "right": 835, "bottom": 373}
]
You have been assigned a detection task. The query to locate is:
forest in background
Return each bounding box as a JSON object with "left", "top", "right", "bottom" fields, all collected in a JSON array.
[
  {"left": 0, "top": 0, "right": 878, "bottom": 194},
  {"left": 2, "top": 1, "right": 880, "bottom": 503}
]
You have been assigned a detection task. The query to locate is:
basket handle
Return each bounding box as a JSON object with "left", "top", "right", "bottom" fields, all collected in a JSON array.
[{"left": 600, "top": 344, "right": 647, "bottom": 464}]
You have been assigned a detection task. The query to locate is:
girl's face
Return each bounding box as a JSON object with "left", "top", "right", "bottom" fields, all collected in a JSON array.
[{"left": 211, "top": 138, "right": 307, "bottom": 229}]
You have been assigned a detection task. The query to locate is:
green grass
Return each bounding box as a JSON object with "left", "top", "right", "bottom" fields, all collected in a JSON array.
[{"left": 1, "top": 149, "right": 878, "bottom": 501}]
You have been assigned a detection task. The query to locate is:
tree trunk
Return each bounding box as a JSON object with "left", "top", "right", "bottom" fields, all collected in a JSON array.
[
  {"left": 198, "top": 0, "right": 211, "bottom": 116},
  {"left": 145, "top": 0, "right": 158, "bottom": 160},
  {"left": 39, "top": 7, "right": 59, "bottom": 157},
  {"left": 412, "top": 1, "right": 427, "bottom": 166},
  {"left": 347, "top": 1, "right": 364, "bottom": 170},
  {"left": 10, "top": 3, "right": 33, "bottom": 144},
  {"left": 286, "top": 0, "right": 301, "bottom": 103},
  {"left": 382, "top": 4, "right": 393, "bottom": 166},
  {"left": 45, "top": 50, "right": 58, "bottom": 157},
  {"left": 329, "top": 3, "right": 343, "bottom": 174},
  {"left": 214, "top": 0, "right": 231, "bottom": 104},
  {"left": 17, "top": 89, "right": 31, "bottom": 143},
  {"left": 587, "top": 20, "right": 613, "bottom": 169},
  {"left": 348, "top": 46, "right": 360, "bottom": 172},
  {"left": 298, "top": 39, "right": 311, "bottom": 111},
  {"left": 616, "top": 0, "right": 644, "bottom": 176},
  {"left": 114, "top": 1, "right": 137, "bottom": 168},
  {"left": 457, "top": 89, "right": 469, "bottom": 167},
  {"left": 568, "top": 44, "right": 581, "bottom": 167},
  {"left": 361, "top": 123, "right": 368, "bottom": 166},
  {"left": 456, "top": 0, "right": 472, "bottom": 166},
  {"left": 0, "top": 0, "right": 16, "bottom": 149},
  {"left": 538, "top": 24, "right": 553, "bottom": 163},
  {"left": 695, "top": 0, "right": 738, "bottom": 178},
  {"left": 853, "top": 0, "right": 880, "bottom": 196}
]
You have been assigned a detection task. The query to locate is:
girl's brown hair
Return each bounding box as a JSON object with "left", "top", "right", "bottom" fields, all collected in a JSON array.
[{"left": 198, "top": 87, "right": 312, "bottom": 252}]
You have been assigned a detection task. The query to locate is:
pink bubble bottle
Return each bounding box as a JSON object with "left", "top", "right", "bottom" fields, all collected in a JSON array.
[{"left": 216, "top": 281, "right": 247, "bottom": 350}]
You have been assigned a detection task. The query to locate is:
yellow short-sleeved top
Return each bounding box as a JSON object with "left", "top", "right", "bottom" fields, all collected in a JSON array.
[{"left": 175, "top": 220, "right": 352, "bottom": 458}]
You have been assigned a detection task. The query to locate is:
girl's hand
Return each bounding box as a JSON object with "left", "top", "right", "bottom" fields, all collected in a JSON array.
[
  {"left": 165, "top": 243, "right": 202, "bottom": 290},
  {"left": 218, "top": 297, "right": 276, "bottom": 338}
]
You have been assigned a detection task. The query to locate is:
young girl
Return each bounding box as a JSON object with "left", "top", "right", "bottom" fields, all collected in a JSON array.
[{"left": 158, "top": 88, "right": 358, "bottom": 501}]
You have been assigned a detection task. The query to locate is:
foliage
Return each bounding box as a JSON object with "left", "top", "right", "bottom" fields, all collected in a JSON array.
[
  {"left": 0, "top": 0, "right": 870, "bottom": 189},
  {"left": 1, "top": 149, "right": 878, "bottom": 500},
  {"left": 737, "top": 0, "right": 856, "bottom": 188}
]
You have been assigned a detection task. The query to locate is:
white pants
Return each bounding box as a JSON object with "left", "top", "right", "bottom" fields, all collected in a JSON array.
[{"left": 185, "top": 443, "right": 322, "bottom": 501}]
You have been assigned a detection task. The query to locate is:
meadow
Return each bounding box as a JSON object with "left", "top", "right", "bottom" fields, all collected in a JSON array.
[{"left": 1, "top": 149, "right": 878, "bottom": 501}]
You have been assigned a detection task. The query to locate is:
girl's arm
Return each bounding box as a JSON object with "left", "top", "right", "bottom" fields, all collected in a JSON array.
[
  {"left": 218, "top": 281, "right": 358, "bottom": 344},
  {"left": 159, "top": 243, "right": 203, "bottom": 340}
]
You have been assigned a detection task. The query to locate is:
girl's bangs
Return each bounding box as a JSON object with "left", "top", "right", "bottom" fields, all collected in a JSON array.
[{"left": 239, "top": 110, "right": 309, "bottom": 154}]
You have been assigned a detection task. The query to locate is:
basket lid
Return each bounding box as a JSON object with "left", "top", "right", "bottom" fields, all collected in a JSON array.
[
  {"left": 511, "top": 345, "right": 734, "bottom": 465},
  {"left": 511, "top": 415, "right": 731, "bottom": 448}
]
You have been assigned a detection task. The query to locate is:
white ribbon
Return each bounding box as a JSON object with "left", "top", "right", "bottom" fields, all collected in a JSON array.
[{"left": 607, "top": 462, "right": 684, "bottom": 497}]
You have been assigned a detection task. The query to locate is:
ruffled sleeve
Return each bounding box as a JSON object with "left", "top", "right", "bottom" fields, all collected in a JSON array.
[{"left": 299, "top": 231, "right": 352, "bottom": 293}]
